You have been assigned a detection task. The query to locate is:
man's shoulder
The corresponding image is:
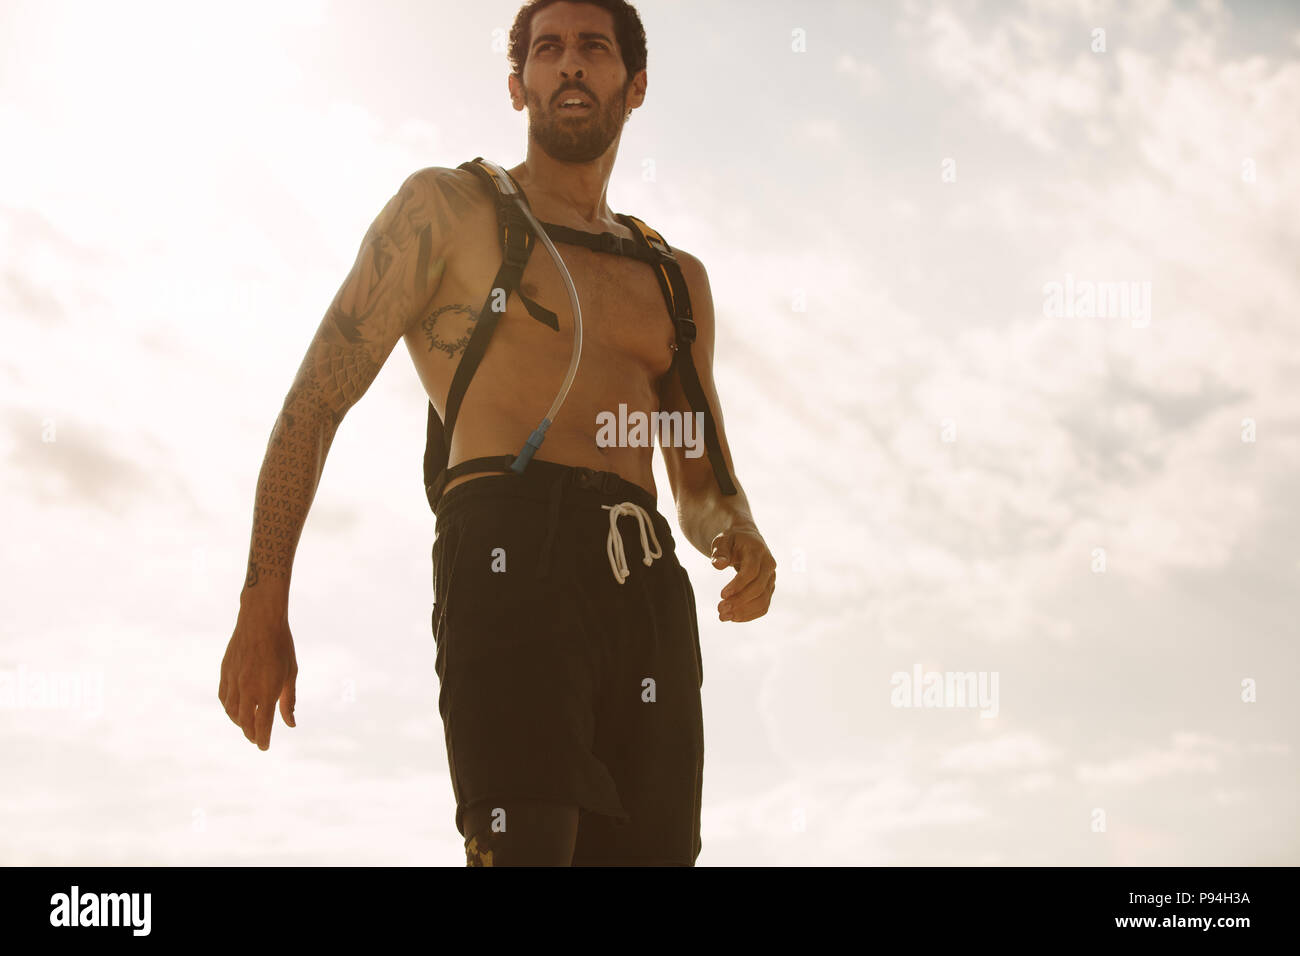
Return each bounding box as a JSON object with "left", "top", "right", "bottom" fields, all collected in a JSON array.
[
  {"left": 620, "top": 214, "right": 706, "bottom": 279},
  {"left": 391, "top": 165, "right": 494, "bottom": 257},
  {"left": 670, "top": 245, "right": 703, "bottom": 273},
  {"left": 666, "top": 245, "right": 709, "bottom": 297},
  {"left": 630, "top": 230, "right": 712, "bottom": 327},
  {"left": 407, "top": 164, "right": 491, "bottom": 208}
]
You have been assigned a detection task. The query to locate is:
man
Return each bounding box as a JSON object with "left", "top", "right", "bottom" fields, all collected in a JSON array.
[{"left": 219, "top": 0, "right": 775, "bottom": 866}]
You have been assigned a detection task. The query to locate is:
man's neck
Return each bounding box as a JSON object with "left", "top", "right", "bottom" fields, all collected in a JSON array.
[{"left": 510, "top": 145, "right": 619, "bottom": 227}]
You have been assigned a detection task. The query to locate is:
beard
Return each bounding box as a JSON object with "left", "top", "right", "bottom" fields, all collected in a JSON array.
[{"left": 523, "top": 81, "right": 628, "bottom": 163}]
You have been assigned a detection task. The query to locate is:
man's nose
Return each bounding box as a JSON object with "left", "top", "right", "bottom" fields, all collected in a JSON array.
[{"left": 556, "top": 48, "right": 585, "bottom": 79}]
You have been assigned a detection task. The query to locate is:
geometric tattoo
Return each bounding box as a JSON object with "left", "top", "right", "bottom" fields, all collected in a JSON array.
[{"left": 241, "top": 167, "right": 480, "bottom": 596}]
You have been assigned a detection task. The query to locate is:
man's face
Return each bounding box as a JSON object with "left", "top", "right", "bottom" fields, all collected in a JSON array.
[{"left": 513, "top": 2, "right": 639, "bottom": 163}]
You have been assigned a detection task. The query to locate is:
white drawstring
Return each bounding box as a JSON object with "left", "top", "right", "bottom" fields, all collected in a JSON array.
[{"left": 600, "top": 501, "right": 663, "bottom": 584}]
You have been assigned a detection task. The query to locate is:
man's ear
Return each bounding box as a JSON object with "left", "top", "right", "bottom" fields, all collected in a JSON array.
[
  {"left": 628, "top": 69, "right": 647, "bottom": 111},
  {"left": 507, "top": 73, "right": 525, "bottom": 112}
]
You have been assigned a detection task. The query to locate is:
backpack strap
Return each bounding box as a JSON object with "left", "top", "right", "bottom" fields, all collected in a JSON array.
[
  {"left": 616, "top": 213, "right": 738, "bottom": 497},
  {"left": 423, "top": 157, "right": 559, "bottom": 511},
  {"left": 530, "top": 220, "right": 662, "bottom": 263}
]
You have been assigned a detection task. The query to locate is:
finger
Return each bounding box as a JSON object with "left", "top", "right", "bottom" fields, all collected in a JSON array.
[
  {"left": 219, "top": 645, "right": 236, "bottom": 705},
  {"left": 238, "top": 691, "right": 257, "bottom": 744},
  {"left": 722, "top": 564, "right": 773, "bottom": 606},
  {"left": 223, "top": 687, "right": 242, "bottom": 728},
  {"left": 719, "top": 548, "right": 762, "bottom": 601},
  {"left": 255, "top": 696, "right": 274, "bottom": 751},
  {"left": 279, "top": 669, "right": 296, "bottom": 729},
  {"left": 710, "top": 534, "right": 732, "bottom": 568},
  {"left": 728, "top": 587, "right": 774, "bottom": 623},
  {"left": 722, "top": 576, "right": 775, "bottom": 622}
]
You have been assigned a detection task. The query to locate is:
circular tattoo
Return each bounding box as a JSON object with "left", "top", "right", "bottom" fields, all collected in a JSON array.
[{"left": 423, "top": 303, "right": 478, "bottom": 359}]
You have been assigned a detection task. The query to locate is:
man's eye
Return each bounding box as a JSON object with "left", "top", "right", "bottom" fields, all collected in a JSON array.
[{"left": 535, "top": 40, "right": 605, "bottom": 52}]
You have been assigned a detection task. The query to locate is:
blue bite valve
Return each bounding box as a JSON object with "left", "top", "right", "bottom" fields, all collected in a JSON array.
[{"left": 510, "top": 419, "right": 552, "bottom": 474}]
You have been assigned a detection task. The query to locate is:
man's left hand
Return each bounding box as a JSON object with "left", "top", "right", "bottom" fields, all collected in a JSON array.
[{"left": 710, "top": 530, "right": 776, "bottom": 622}]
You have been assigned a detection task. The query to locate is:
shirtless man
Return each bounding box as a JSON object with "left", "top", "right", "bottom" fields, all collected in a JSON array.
[{"left": 219, "top": 0, "right": 775, "bottom": 866}]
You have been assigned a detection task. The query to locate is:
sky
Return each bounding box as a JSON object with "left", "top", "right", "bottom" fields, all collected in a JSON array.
[{"left": 1, "top": 0, "right": 1297, "bottom": 866}]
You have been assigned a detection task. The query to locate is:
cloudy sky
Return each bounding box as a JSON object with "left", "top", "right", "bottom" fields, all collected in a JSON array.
[{"left": 2, "top": 0, "right": 1297, "bottom": 866}]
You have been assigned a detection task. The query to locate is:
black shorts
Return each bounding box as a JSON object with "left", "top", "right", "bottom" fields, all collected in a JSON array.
[{"left": 430, "top": 458, "right": 705, "bottom": 865}]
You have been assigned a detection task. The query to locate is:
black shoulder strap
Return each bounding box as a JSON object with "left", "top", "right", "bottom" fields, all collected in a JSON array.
[
  {"left": 616, "top": 213, "right": 738, "bottom": 497},
  {"left": 531, "top": 220, "right": 663, "bottom": 263},
  {"left": 423, "top": 157, "right": 558, "bottom": 511},
  {"left": 459, "top": 158, "right": 559, "bottom": 332}
]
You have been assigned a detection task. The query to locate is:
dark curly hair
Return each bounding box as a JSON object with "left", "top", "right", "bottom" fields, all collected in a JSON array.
[{"left": 508, "top": 0, "right": 647, "bottom": 82}]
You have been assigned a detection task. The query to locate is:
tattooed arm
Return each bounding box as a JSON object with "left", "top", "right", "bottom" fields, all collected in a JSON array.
[
  {"left": 220, "top": 166, "right": 471, "bottom": 750},
  {"left": 238, "top": 167, "right": 464, "bottom": 610}
]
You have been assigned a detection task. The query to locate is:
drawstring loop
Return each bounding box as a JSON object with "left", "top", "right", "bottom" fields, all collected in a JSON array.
[
  {"left": 601, "top": 502, "right": 663, "bottom": 585},
  {"left": 533, "top": 466, "right": 665, "bottom": 584}
]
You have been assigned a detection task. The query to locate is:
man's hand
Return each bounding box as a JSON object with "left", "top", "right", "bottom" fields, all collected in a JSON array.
[
  {"left": 219, "top": 609, "right": 298, "bottom": 750},
  {"left": 710, "top": 530, "right": 776, "bottom": 622}
]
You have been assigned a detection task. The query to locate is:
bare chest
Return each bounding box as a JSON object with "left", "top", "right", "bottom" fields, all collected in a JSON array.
[
  {"left": 405, "top": 213, "right": 679, "bottom": 416},
  {"left": 521, "top": 240, "right": 675, "bottom": 361}
]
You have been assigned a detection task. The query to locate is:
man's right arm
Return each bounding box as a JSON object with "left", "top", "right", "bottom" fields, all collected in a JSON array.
[
  {"left": 238, "top": 166, "right": 472, "bottom": 615},
  {"left": 221, "top": 166, "right": 481, "bottom": 750}
]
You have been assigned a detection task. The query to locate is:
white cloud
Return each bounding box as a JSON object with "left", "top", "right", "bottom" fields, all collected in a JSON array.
[
  {"left": 1077, "top": 733, "right": 1227, "bottom": 784},
  {"left": 939, "top": 731, "right": 1063, "bottom": 772},
  {"left": 835, "top": 53, "right": 882, "bottom": 96}
]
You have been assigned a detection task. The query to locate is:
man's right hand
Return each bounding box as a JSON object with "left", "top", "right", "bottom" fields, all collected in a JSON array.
[{"left": 219, "top": 609, "right": 298, "bottom": 751}]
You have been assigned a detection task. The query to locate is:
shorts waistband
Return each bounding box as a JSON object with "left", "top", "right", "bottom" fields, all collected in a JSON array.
[
  {"left": 434, "top": 459, "right": 674, "bottom": 581},
  {"left": 435, "top": 458, "right": 658, "bottom": 516}
]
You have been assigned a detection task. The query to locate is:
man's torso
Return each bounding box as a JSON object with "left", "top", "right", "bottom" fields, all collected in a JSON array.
[{"left": 402, "top": 167, "right": 680, "bottom": 500}]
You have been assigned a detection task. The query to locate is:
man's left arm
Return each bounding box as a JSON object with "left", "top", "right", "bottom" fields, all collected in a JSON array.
[{"left": 658, "top": 250, "right": 776, "bottom": 623}]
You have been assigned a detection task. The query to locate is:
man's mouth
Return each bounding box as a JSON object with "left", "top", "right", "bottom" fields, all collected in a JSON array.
[{"left": 557, "top": 94, "right": 593, "bottom": 112}]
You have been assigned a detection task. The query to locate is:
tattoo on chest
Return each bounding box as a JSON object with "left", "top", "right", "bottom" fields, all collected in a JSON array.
[{"left": 423, "top": 303, "right": 478, "bottom": 359}]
